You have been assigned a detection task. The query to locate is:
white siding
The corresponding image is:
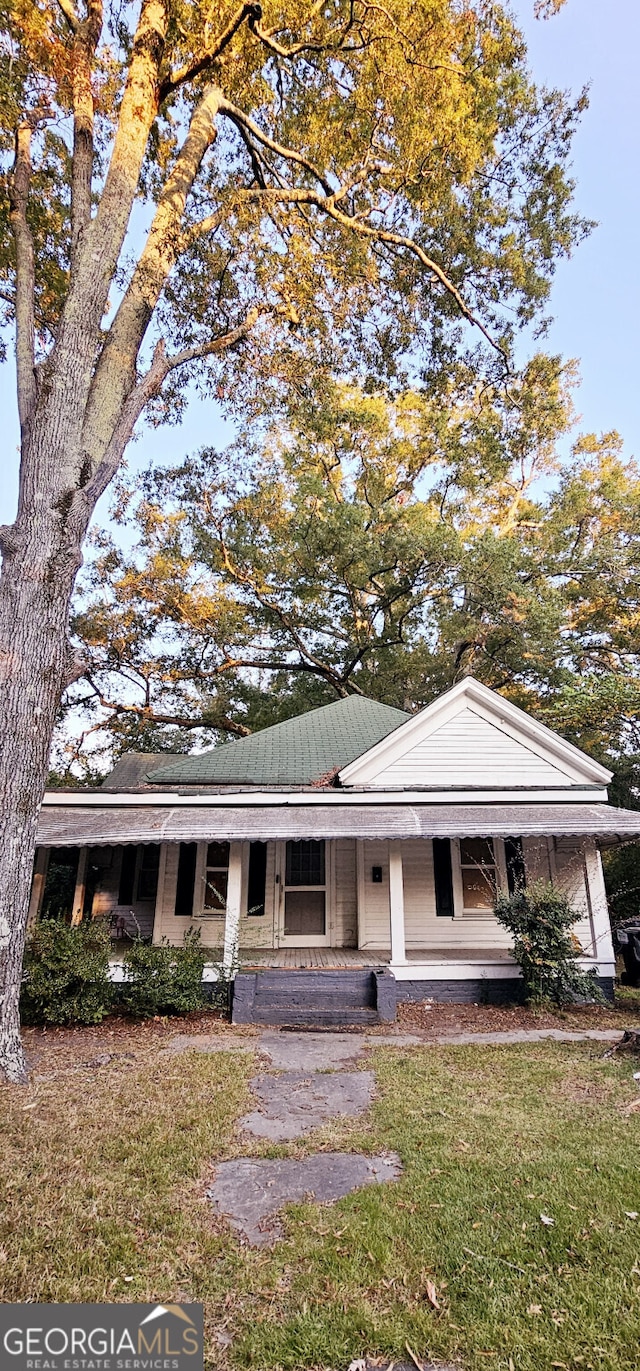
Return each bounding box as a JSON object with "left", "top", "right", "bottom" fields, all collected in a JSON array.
[
  {"left": 332, "top": 838, "right": 358, "bottom": 947},
  {"left": 358, "top": 840, "right": 391, "bottom": 948},
  {"left": 552, "top": 837, "right": 596, "bottom": 956},
  {"left": 366, "top": 706, "right": 573, "bottom": 788}
]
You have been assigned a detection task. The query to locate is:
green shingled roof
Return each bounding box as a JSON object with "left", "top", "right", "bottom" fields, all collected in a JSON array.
[{"left": 148, "top": 695, "right": 410, "bottom": 786}]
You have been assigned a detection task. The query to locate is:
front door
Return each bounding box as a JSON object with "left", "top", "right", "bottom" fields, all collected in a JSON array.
[{"left": 277, "top": 839, "right": 330, "bottom": 946}]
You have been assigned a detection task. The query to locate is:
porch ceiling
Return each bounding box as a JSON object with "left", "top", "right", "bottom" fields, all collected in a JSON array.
[{"left": 35, "top": 801, "right": 640, "bottom": 847}]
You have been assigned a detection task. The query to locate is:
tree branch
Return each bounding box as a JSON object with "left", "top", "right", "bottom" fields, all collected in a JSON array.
[
  {"left": 81, "top": 82, "right": 225, "bottom": 475},
  {"left": 8, "top": 124, "right": 37, "bottom": 431},
  {"left": 239, "top": 184, "right": 509, "bottom": 365},
  {"left": 70, "top": 0, "right": 103, "bottom": 263},
  {"left": 219, "top": 97, "right": 333, "bottom": 195},
  {"left": 79, "top": 305, "right": 263, "bottom": 519},
  {"left": 158, "top": 1, "right": 262, "bottom": 102},
  {"left": 80, "top": 675, "right": 252, "bottom": 737},
  {"left": 54, "top": 0, "right": 80, "bottom": 34},
  {"left": 76, "top": 0, "right": 168, "bottom": 301}
]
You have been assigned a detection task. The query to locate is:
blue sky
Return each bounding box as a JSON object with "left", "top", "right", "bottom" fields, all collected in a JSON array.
[{"left": 0, "top": 0, "right": 637, "bottom": 526}]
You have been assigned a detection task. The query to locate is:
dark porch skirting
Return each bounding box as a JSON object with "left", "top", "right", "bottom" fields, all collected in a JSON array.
[{"left": 230, "top": 970, "right": 615, "bottom": 1023}]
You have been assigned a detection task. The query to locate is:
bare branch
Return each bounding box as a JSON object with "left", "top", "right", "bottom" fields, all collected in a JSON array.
[
  {"left": 8, "top": 124, "right": 37, "bottom": 431},
  {"left": 219, "top": 97, "right": 333, "bottom": 195},
  {"left": 80, "top": 678, "right": 252, "bottom": 738}
]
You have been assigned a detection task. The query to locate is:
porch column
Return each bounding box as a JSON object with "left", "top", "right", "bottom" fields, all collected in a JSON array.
[
  {"left": 27, "top": 847, "right": 49, "bottom": 930},
  {"left": 71, "top": 847, "right": 88, "bottom": 925},
  {"left": 388, "top": 840, "right": 407, "bottom": 965},
  {"left": 223, "top": 842, "right": 243, "bottom": 971}
]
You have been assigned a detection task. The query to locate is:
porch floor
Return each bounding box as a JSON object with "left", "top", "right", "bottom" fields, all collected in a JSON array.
[{"left": 238, "top": 946, "right": 515, "bottom": 970}]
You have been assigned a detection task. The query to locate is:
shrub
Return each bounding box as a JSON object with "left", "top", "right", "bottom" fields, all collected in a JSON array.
[
  {"left": 21, "top": 918, "right": 113, "bottom": 1026},
  {"left": 494, "top": 880, "right": 603, "bottom": 1007},
  {"left": 117, "top": 927, "right": 207, "bottom": 1017}
]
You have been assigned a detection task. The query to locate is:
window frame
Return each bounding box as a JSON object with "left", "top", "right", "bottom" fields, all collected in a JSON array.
[
  {"left": 450, "top": 836, "right": 508, "bottom": 918},
  {"left": 195, "top": 841, "right": 230, "bottom": 918}
]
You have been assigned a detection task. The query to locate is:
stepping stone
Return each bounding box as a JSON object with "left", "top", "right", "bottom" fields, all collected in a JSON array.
[
  {"left": 207, "top": 1151, "right": 402, "bottom": 1245},
  {"left": 258, "top": 1030, "right": 367, "bottom": 1072},
  {"left": 240, "top": 1070, "right": 375, "bottom": 1140}
]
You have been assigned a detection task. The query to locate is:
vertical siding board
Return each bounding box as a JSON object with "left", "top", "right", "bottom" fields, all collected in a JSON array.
[
  {"left": 370, "top": 707, "right": 570, "bottom": 787},
  {"left": 358, "top": 840, "right": 391, "bottom": 948}
]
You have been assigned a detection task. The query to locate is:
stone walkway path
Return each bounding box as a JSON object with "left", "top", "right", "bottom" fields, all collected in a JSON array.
[{"left": 206, "top": 1029, "right": 407, "bottom": 1246}]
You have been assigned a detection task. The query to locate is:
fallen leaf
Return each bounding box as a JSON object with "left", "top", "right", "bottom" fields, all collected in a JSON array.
[
  {"left": 424, "top": 1279, "right": 440, "bottom": 1310},
  {"left": 527, "top": 1304, "right": 542, "bottom": 1316},
  {"left": 540, "top": 1213, "right": 555, "bottom": 1226},
  {"left": 625, "top": 1211, "right": 639, "bottom": 1220}
]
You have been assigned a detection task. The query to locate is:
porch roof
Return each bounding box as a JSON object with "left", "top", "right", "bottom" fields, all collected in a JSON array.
[{"left": 35, "top": 800, "right": 640, "bottom": 847}]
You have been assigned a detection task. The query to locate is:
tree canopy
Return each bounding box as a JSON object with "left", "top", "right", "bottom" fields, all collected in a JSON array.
[{"left": 64, "top": 376, "right": 640, "bottom": 780}]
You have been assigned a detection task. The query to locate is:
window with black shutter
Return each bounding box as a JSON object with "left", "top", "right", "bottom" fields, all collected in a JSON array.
[
  {"left": 433, "top": 838, "right": 454, "bottom": 918},
  {"left": 247, "top": 842, "right": 267, "bottom": 916},
  {"left": 118, "top": 846, "right": 137, "bottom": 905},
  {"left": 174, "top": 842, "right": 197, "bottom": 917}
]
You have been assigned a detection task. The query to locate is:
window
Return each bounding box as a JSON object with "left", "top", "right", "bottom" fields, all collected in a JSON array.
[
  {"left": 459, "top": 837, "right": 498, "bottom": 913},
  {"left": 247, "top": 842, "right": 267, "bottom": 917},
  {"left": 433, "top": 838, "right": 454, "bottom": 918},
  {"left": 285, "top": 839, "right": 325, "bottom": 887},
  {"left": 118, "top": 844, "right": 160, "bottom": 905},
  {"left": 203, "top": 841, "right": 230, "bottom": 914},
  {"left": 137, "top": 845, "right": 160, "bottom": 900},
  {"left": 174, "top": 842, "right": 197, "bottom": 917}
]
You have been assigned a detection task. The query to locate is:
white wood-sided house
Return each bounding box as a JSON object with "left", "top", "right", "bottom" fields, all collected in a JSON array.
[{"left": 30, "top": 679, "right": 640, "bottom": 1022}]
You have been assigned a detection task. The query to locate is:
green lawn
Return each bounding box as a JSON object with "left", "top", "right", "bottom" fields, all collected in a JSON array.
[{"left": 2, "top": 1031, "right": 639, "bottom": 1371}]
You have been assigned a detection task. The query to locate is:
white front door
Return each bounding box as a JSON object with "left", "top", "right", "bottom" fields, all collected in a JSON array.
[{"left": 276, "top": 839, "right": 331, "bottom": 946}]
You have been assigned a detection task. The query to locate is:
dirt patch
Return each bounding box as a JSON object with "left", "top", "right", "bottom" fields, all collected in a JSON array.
[
  {"left": 553, "top": 1075, "right": 619, "bottom": 1106},
  {"left": 397, "top": 998, "right": 640, "bottom": 1036},
  {"left": 206, "top": 1151, "right": 402, "bottom": 1245},
  {"left": 22, "top": 1011, "right": 258, "bottom": 1077}
]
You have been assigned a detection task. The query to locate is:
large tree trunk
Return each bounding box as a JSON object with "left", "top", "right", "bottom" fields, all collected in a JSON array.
[{"left": 0, "top": 429, "right": 84, "bottom": 1082}]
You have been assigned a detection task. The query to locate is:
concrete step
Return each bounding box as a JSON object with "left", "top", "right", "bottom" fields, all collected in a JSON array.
[{"left": 249, "top": 1006, "right": 381, "bottom": 1027}]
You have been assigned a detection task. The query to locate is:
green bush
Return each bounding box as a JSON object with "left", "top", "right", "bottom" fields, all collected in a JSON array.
[
  {"left": 21, "top": 918, "right": 113, "bottom": 1026},
  {"left": 117, "top": 927, "right": 207, "bottom": 1017},
  {"left": 494, "top": 879, "right": 603, "bottom": 1007}
]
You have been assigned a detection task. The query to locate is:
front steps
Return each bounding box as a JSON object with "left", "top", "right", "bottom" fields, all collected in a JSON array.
[{"left": 232, "top": 967, "right": 397, "bottom": 1026}]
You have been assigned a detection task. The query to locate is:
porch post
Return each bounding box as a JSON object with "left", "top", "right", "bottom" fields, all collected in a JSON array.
[
  {"left": 27, "top": 847, "right": 49, "bottom": 930},
  {"left": 71, "top": 847, "right": 88, "bottom": 925},
  {"left": 223, "top": 842, "right": 243, "bottom": 972},
  {"left": 388, "top": 840, "right": 407, "bottom": 965}
]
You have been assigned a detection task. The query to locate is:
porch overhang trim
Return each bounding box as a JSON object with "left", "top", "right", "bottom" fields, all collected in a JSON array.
[{"left": 35, "top": 802, "right": 640, "bottom": 847}]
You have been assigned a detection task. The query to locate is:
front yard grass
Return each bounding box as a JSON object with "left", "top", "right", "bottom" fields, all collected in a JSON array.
[{"left": 1, "top": 1029, "right": 639, "bottom": 1371}]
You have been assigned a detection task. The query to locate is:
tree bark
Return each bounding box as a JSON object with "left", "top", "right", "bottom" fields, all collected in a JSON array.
[{"left": 0, "top": 438, "right": 86, "bottom": 1081}]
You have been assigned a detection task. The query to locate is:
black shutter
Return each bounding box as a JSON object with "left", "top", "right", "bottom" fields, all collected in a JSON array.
[
  {"left": 433, "top": 838, "right": 454, "bottom": 918},
  {"left": 175, "top": 842, "right": 197, "bottom": 917},
  {"left": 247, "top": 842, "right": 267, "bottom": 916},
  {"left": 505, "top": 836, "right": 526, "bottom": 895},
  {"left": 118, "top": 846, "right": 137, "bottom": 905}
]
